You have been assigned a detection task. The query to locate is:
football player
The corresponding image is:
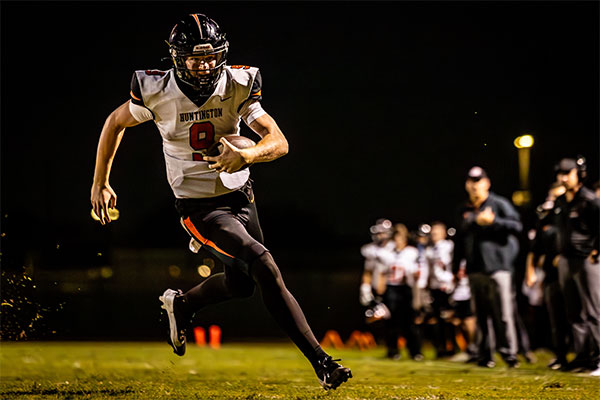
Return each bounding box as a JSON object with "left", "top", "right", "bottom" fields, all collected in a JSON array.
[
  {"left": 376, "top": 224, "right": 424, "bottom": 360},
  {"left": 425, "top": 222, "right": 456, "bottom": 358},
  {"left": 359, "top": 219, "right": 393, "bottom": 309},
  {"left": 90, "top": 14, "right": 351, "bottom": 390}
]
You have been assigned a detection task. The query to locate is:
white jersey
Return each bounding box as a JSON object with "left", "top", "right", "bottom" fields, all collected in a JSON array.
[
  {"left": 361, "top": 241, "right": 394, "bottom": 290},
  {"left": 128, "top": 66, "right": 266, "bottom": 198},
  {"left": 379, "top": 245, "right": 419, "bottom": 287},
  {"left": 425, "top": 239, "right": 455, "bottom": 291},
  {"left": 452, "top": 260, "right": 471, "bottom": 302}
]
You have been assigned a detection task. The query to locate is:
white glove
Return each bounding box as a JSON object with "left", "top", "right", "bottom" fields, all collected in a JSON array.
[{"left": 360, "top": 283, "right": 375, "bottom": 306}]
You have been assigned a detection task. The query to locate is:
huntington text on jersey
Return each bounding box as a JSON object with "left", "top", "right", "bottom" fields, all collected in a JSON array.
[{"left": 179, "top": 108, "right": 224, "bottom": 122}]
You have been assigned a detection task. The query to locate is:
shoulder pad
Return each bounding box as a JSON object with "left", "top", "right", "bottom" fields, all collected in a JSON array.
[
  {"left": 135, "top": 69, "right": 172, "bottom": 92},
  {"left": 225, "top": 65, "right": 260, "bottom": 87},
  {"left": 361, "top": 243, "right": 377, "bottom": 258}
]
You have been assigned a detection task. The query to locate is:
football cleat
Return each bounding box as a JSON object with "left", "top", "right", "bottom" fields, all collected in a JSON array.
[
  {"left": 477, "top": 358, "right": 496, "bottom": 368},
  {"left": 315, "top": 355, "right": 352, "bottom": 390},
  {"left": 159, "top": 288, "right": 187, "bottom": 356},
  {"left": 547, "top": 358, "right": 566, "bottom": 370}
]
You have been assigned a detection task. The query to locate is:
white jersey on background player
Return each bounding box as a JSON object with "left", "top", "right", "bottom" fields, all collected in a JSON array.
[
  {"left": 426, "top": 239, "right": 455, "bottom": 292},
  {"left": 378, "top": 245, "right": 420, "bottom": 288},
  {"left": 361, "top": 240, "right": 395, "bottom": 293},
  {"left": 452, "top": 260, "right": 471, "bottom": 303}
]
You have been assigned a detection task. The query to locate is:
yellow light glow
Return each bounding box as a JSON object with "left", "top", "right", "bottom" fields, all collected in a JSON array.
[
  {"left": 512, "top": 190, "right": 532, "bottom": 206},
  {"left": 168, "top": 265, "right": 181, "bottom": 278},
  {"left": 100, "top": 267, "right": 113, "bottom": 279},
  {"left": 514, "top": 135, "right": 534, "bottom": 149},
  {"left": 197, "top": 265, "right": 211, "bottom": 278}
]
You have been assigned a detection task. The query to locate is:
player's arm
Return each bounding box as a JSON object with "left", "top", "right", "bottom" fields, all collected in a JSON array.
[
  {"left": 524, "top": 252, "right": 537, "bottom": 287},
  {"left": 375, "top": 270, "right": 387, "bottom": 296},
  {"left": 206, "top": 112, "right": 289, "bottom": 173},
  {"left": 91, "top": 100, "right": 142, "bottom": 225},
  {"left": 360, "top": 269, "right": 375, "bottom": 306},
  {"left": 244, "top": 113, "right": 289, "bottom": 162}
]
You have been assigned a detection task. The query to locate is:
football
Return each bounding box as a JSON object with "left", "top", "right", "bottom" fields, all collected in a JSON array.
[{"left": 206, "top": 135, "right": 256, "bottom": 169}]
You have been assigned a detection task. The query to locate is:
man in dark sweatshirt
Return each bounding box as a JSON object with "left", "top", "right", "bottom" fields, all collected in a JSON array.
[
  {"left": 453, "top": 166, "right": 522, "bottom": 368},
  {"left": 553, "top": 158, "right": 600, "bottom": 377}
]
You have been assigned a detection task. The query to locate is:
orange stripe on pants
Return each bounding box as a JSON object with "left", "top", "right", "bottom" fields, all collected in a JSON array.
[{"left": 183, "top": 217, "right": 234, "bottom": 258}]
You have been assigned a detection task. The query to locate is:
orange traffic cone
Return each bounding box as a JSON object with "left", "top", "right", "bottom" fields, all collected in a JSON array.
[
  {"left": 344, "top": 330, "right": 363, "bottom": 349},
  {"left": 345, "top": 330, "right": 378, "bottom": 351},
  {"left": 193, "top": 326, "right": 206, "bottom": 347},
  {"left": 209, "top": 325, "right": 221, "bottom": 349},
  {"left": 360, "top": 331, "right": 377, "bottom": 350},
  {"left": 320, "top": 330, "right": 345, "bottom": 349},
  {"left": 397, "top": 336, "right": 406, "bottom": 350}
]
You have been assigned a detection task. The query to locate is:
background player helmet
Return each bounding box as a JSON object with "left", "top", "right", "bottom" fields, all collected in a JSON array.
[
  {"left": 167, "top": 14, "right": 229, "bottom": 95},
  {"left": 369, "top": 218, "right": 393, "bottom": 243}
]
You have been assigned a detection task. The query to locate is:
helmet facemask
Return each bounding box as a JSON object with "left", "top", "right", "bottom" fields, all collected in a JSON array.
[{"left": 170, "top": 42, "right": 228, "bottom": 96}]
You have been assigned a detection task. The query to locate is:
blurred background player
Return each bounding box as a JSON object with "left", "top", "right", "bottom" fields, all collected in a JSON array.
[
  {"left": 453, "top": 166, "right": 521, "bottom": 368},
  {"left": 90, "top": 13, "right": 351, "bottom": 390},
  {"left": 426, "top": 221, "right": 457, "bottom": 358},
  {"left": 412, "top": 224, "right": 431, "bottom": 326},
  {"left": 525, "top": 180, "right": 569, "bottom": 370},
  {"left": 448, "top": 259, "right": 478, "bottom": 362},
  {"left": 376, "top": 224, "right": 424, "bottom": 360},
  {"left": 552, "top": 157, "right": 600, "bottom": 376},
  {"left": 360, "top": 219, "right": 394, "bottom": 315}
]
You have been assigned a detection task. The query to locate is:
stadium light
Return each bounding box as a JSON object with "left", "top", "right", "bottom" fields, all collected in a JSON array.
[
  {"left": 513, "top": 134, "right": 534, "bottom": 149},
  {"left": 513, "top": 134, "right": 534, "bottom": 206}
]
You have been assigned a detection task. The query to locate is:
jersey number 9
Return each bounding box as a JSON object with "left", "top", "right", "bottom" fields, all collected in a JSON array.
[{"left": 190, "top": 122, "right": 215, "bottom": 161}]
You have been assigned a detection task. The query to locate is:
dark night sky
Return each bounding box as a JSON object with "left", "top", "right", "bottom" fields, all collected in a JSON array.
[{"left": 1, "top": 1, "right": 599, "bottom": 260}]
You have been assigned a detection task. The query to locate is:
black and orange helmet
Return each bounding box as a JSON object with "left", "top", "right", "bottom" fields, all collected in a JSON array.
[{"left": 167, "top": 14, "right": 229, "bottom": 95}]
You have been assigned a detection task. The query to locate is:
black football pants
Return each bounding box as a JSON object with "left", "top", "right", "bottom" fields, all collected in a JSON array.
[
  {"left": 383, "top": 284, "right": 422, "bottom": 358},
  {"left": 174, "top": 184, "right": 325, "bottom": 367}
]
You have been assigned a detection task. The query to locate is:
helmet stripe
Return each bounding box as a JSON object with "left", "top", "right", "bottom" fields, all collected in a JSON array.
[{"left": 191, "top": 14, "right": 203, "bottom": 38}]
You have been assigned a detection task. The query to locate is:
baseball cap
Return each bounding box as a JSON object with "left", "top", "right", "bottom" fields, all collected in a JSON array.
[
  {"left": 555, "top": 158, "right": 578, "bottom": 174},
  {"left": 466, "top": 166, "right": 488, "bottom": 181}
]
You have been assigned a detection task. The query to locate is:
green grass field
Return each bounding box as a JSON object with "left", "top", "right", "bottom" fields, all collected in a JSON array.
[{"left": 1, "top": 342, "right": 598, "bottom": 399}]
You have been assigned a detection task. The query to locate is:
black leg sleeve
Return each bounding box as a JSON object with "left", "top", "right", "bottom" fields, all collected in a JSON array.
[
  {"left": 250, "top": 252, "right": 327, "bottom": 367},
  {"left": 182, "top": 273, "right": 233, "bottom": 315}
]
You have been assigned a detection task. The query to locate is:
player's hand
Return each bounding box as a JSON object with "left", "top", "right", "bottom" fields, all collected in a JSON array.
[
  {"left": 359, "top": 283, "right": 374, "bottom": 306},
  {"left": 525, "top": 270, "right": 537, "bottom": 287},
  {"left": 91, "top": 183, "right": 117, "bottom": 225},
  {"left": 475, "top": 207, "right": 495, "bottom": 226},
  {"left": 205, "top": 138, "right": 247, "bottom": 173},
  {"left": 588, "top": 249, "right": 599, "bottom": 264}
]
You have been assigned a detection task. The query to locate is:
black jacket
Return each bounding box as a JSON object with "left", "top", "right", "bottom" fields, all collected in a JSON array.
[
  {"left": 553, "top": 186, "right": 600, "bottom": 259},
  {"left": 453, "top": 192, "right": 523, "bottom": 275}
]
